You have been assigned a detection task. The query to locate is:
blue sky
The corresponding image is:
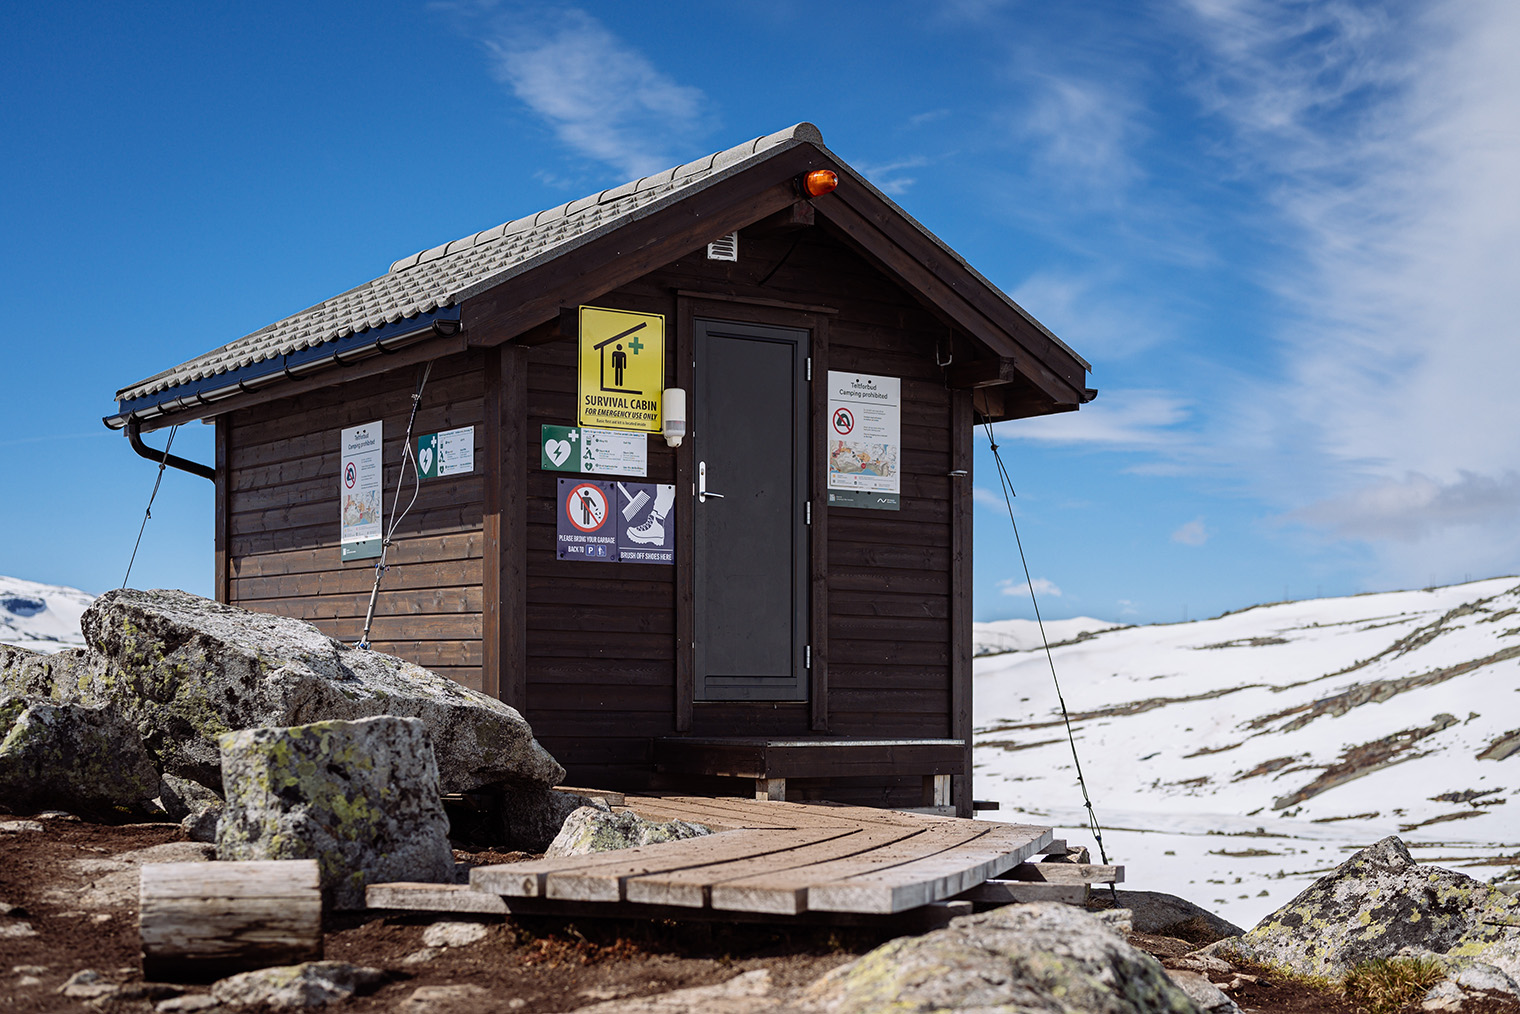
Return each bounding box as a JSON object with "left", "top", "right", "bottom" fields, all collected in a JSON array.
[{"left": 3, "top": 1, "right": 1517, "bottom": 626}]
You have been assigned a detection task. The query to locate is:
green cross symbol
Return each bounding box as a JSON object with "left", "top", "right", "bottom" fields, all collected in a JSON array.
[{"left": 627, "top": 335, "right": 644, "bottom": 355}]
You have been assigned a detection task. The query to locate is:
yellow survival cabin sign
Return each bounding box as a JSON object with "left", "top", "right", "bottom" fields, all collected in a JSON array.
[{"left": 577, "top": 306, "right": 664, "bottom": 433}]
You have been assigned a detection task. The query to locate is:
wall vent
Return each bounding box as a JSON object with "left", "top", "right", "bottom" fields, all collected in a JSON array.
[{"left": 706, "top": 232, "right": 739, "bottom": 262}]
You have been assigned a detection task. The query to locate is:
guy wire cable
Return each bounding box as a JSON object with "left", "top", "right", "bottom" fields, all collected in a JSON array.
[
  {"left": 980, "top": 415, "right": 1116, "bottom": 890},
  {"left": 358, "top": 362, "right": 433, "bottom": 649},
  {"left": 121, "top": 423, "right": 180, "bottom": 590}
]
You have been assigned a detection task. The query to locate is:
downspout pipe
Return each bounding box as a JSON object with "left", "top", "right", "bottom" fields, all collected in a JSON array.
[{"left": 127, "top": 417, "right": 217, "bottom": 482}]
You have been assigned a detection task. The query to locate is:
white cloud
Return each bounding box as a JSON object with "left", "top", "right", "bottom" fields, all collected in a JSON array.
[
  {"left": 1012, "top": 71, "right": 1144, "bottom": 194},
  {"left": 999, "top": 577, "right": 1063, "bottom": 599},
  {"left": 855, "top": 156, "right": 929, "bottom": 197},
  {"left": 476, "top": 8, "right": 710, "bottom": 178},
  {"left": 1175, "top": 0, "right": 1520, "bottom": 578},
  {"left": 974, "top": 486, "right": 1011, "bottom": 511},
  {"left": 1010, "top": 271, "right": 1173, "bottom": 360},
  {"left": 1292, "top": 472, "right": 1520, "bottom": 543},
  {"left": 907, "top": 109, "right": 951, "bottom": 128},
  {"left": 996, "top": 389, "right": 1192, "bottom": 449},
  {"left": 1171, "top": 518, "right": 1210, "bottom": 547}
]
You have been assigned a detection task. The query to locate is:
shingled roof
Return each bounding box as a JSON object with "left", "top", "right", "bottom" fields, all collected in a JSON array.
[{"left": 108, "top": 122, "right": 1086, "bottom": 428}]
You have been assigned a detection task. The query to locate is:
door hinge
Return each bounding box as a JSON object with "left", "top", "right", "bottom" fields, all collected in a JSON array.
[
  {"left": 806, "top": 357, "right": 812, "bottom": 381},
  {"left": 806, "top": 501, "right": 812, "bottom": 525},
  {"left": 805, "top": 645, "right": 812, "bottom": 669}
]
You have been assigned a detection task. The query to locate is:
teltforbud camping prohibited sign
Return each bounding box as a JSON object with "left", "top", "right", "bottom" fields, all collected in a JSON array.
[
  {"left": 555, "top": 478, "right": 674, "bottom": 565},
  {"left": 340, "top": 421, "right": 383, "bottom": 561},
  {"left": 826, "top": 371, "right": 901, "bottom": 511}
]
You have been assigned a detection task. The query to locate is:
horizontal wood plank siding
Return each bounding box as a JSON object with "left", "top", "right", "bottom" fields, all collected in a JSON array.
[
  {"left": 225, "top": 350, "right": 486, "bottom": 690},
  {"left": 505, "top": 228, "right": 957, "bottom": 803},
  {"left": 219, "top": 219, "right": 968, "bottom": 807},
  {"left": 521, "top": 310, "right": 679, "bottom": 777}
]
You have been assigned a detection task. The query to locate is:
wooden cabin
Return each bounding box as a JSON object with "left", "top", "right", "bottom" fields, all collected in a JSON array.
[{"left": 107, "top": 124, "right": 1092, "bottom": 817}]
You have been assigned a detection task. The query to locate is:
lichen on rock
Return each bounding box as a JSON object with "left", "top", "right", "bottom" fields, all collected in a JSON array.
[
  {"left": 210, "top": 961, "right": 386, "bottom": 1008},
  {"left": 0, "top": 694, "right": 159, "bottom": 817},
  {"left": 1, "top": 589, "right": 564, "bottom": 795},
  {"left": 804, "top": 901, "right": 1204, "bottom": 1014},
  {"left": 546, "top": 806, "right": 710, "bottom": 857},
  {"left": 1217, "top": 836, "right": 1520, "bottom": 986},
  {"left": 217, "top": 716, "right": 454, "bottom": 909}
]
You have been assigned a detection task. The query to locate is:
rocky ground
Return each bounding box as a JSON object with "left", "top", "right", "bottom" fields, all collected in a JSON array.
[{"left": 7, "top": 817, "right": 1519, "bottom": 1014}]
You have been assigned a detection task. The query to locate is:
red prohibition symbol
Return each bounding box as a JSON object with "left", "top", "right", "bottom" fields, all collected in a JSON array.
[
  {"left": 832, "top": 407, "right": 855, "bottom": 435},
  {"left": 566, "top": 483, "right": 609, "bottom": 532},
  {"left": 344, "top": 462, "right": 357, "bottom": 488}
]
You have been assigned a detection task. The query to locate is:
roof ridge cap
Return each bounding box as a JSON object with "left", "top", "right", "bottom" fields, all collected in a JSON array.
[{"left": 385, "top": 122, "right": 823, "bottom": 276}]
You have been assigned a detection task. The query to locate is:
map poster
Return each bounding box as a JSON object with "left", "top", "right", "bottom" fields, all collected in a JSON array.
[
  {"left": 826, "top": 372, "right": 902, "bottom": 511},
  {"left": 417, "top": 425, "right": 475, "bottom": 479},
  {"left": 556, "top": 478, "right": 619, "bottom": 562},
  {"left": 340, "top": 421, "right": 384, "bottom": 561}
]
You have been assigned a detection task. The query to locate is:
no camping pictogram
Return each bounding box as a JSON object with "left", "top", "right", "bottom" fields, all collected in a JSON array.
[
  {"left": 832, "top": 407, "right": 855, "bottom": 435},
  {"left": 565, "top": 482, "right": 609, "bottom": 532}
]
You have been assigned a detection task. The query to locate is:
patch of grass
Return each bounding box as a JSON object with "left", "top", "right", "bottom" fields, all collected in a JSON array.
[{"left": 1341, "top": 956, "right": 1445, "bottom": 1014}]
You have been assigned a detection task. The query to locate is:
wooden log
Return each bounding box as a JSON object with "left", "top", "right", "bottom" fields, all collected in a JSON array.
[
  {"left": 1005, "top": 862, "right": 1123, "bottom": 885},
  {"left": 140, "top": 860, "right": 322, "bottom": 981}
]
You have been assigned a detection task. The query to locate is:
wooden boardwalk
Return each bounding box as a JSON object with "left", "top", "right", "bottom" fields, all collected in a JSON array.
[{"left": 371, "top": 796, "right": 1052, "bottom": 920}]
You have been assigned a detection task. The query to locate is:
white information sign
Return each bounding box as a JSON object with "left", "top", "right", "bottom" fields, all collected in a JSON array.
[
  {"left": 826, "top": 372, "right": 901, "bottom": 511},
  {"left": 418, "top": 425, "right": 475, "bottom": 478},
  {"left": 340, "top": 421, "right": 384, "bottom": 561},
  {"left": 581, "top": 427, "right": 648, "bottom": 477}
]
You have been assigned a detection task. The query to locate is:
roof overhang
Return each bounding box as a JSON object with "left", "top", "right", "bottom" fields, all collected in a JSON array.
[
  {"left": 107, "top": 124, "right": 1093, "bottom": 431},
  {"left": 105, "top": 307, "right": 460, "bottom": 431}
]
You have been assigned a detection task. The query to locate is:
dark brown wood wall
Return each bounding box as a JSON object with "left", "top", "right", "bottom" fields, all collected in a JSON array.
[
  {"left": 217, "top": 222, "right": 966, "bottom": 807},
  {"left": 222, "top": 349, "right": 488, "bottom": 690},
  {"left": 513, "top": 226, "right": 958, "bottom": 799}
]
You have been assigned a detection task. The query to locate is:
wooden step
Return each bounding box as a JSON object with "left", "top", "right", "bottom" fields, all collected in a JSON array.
[{"left": 1005, "top": 862, "right": 1123, "bottom": 885}]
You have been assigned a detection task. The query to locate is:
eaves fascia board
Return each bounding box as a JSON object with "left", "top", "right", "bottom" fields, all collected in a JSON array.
[
  {"left": 810, "top": 142, "right": 1091, "bottom": 375},
  {"left": 104, "top": 306, "right": 461, "bottom": 429}
]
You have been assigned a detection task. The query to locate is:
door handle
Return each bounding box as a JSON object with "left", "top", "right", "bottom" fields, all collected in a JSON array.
[{"left": 698, "top": 460, "right": 725, "bottom": 503}]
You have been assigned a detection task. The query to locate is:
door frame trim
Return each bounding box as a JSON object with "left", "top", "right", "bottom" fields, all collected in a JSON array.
[{"left": 675, "top": 295, "right": 830, "bottom": 732}]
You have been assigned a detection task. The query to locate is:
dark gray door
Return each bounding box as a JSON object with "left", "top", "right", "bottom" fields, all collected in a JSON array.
[{"left": 693, "top": 318, "right": 810, "bottom": 701}]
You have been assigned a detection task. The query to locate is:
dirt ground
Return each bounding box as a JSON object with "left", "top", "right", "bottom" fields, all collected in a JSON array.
[{"left": 2, "top": 816, "right": 1515, "bottom": 1013}]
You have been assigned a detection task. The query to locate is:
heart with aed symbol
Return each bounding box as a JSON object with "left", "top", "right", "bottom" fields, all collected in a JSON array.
[{"left": 545, "top": 439, "right": 573, "bottom": 467}]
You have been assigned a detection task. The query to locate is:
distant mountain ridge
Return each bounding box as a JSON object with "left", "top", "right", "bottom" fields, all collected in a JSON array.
[
  {"left": 973, "top": 616, "right": 1128, "bottom": 656},
  {"left": 0, "top": 575, "right": 93, "bottom": 653}
]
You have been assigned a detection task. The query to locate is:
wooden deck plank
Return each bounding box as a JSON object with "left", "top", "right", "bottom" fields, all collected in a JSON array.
[
  {"left": 707, "top": 823, "right": 990, "bottom": 915},
  {"left": 545, "top": 828, "right": 847, "bottom": 903},
  {"left": 543, "top": 828, "right": 855, "bottom": 903},
  {"left": 623, "top": 795, "right": 954, "bottom": 831},
  {"left": 471, "top": 829, "right": 831, "bottom": 900},
  {"left": 624, "top": 825, "right": 924, "bottom": 908},
  {"left": 468, "top": 798, "right": 1057, "bottom": 922},
  {"left": 807, "top": 824, "right": 1051, "bottom": 913},
  {"left": 366, "top": 882, "right": 508, "bottom": 914}
]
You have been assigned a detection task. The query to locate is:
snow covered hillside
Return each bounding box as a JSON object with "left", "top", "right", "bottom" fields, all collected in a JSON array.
[
  {"left": 0, "top": 575, "right": 93, "bottom": 653},
  {"left": 974, "top": 577, "right": 1520, "bottom": 927}
]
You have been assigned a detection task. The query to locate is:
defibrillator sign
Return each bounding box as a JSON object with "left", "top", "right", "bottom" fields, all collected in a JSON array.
[{"left": 577, "top": 306, "right": 664, "bottom": 433}]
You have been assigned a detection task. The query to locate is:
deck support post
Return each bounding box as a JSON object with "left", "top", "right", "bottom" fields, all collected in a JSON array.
[{"left": 756, "top": 777, "right": 786, "bottom": 801}]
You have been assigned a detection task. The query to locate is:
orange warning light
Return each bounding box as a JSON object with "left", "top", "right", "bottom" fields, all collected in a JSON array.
[{"left": 801, "top": 169, "right": 839, "bottom": 197}]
